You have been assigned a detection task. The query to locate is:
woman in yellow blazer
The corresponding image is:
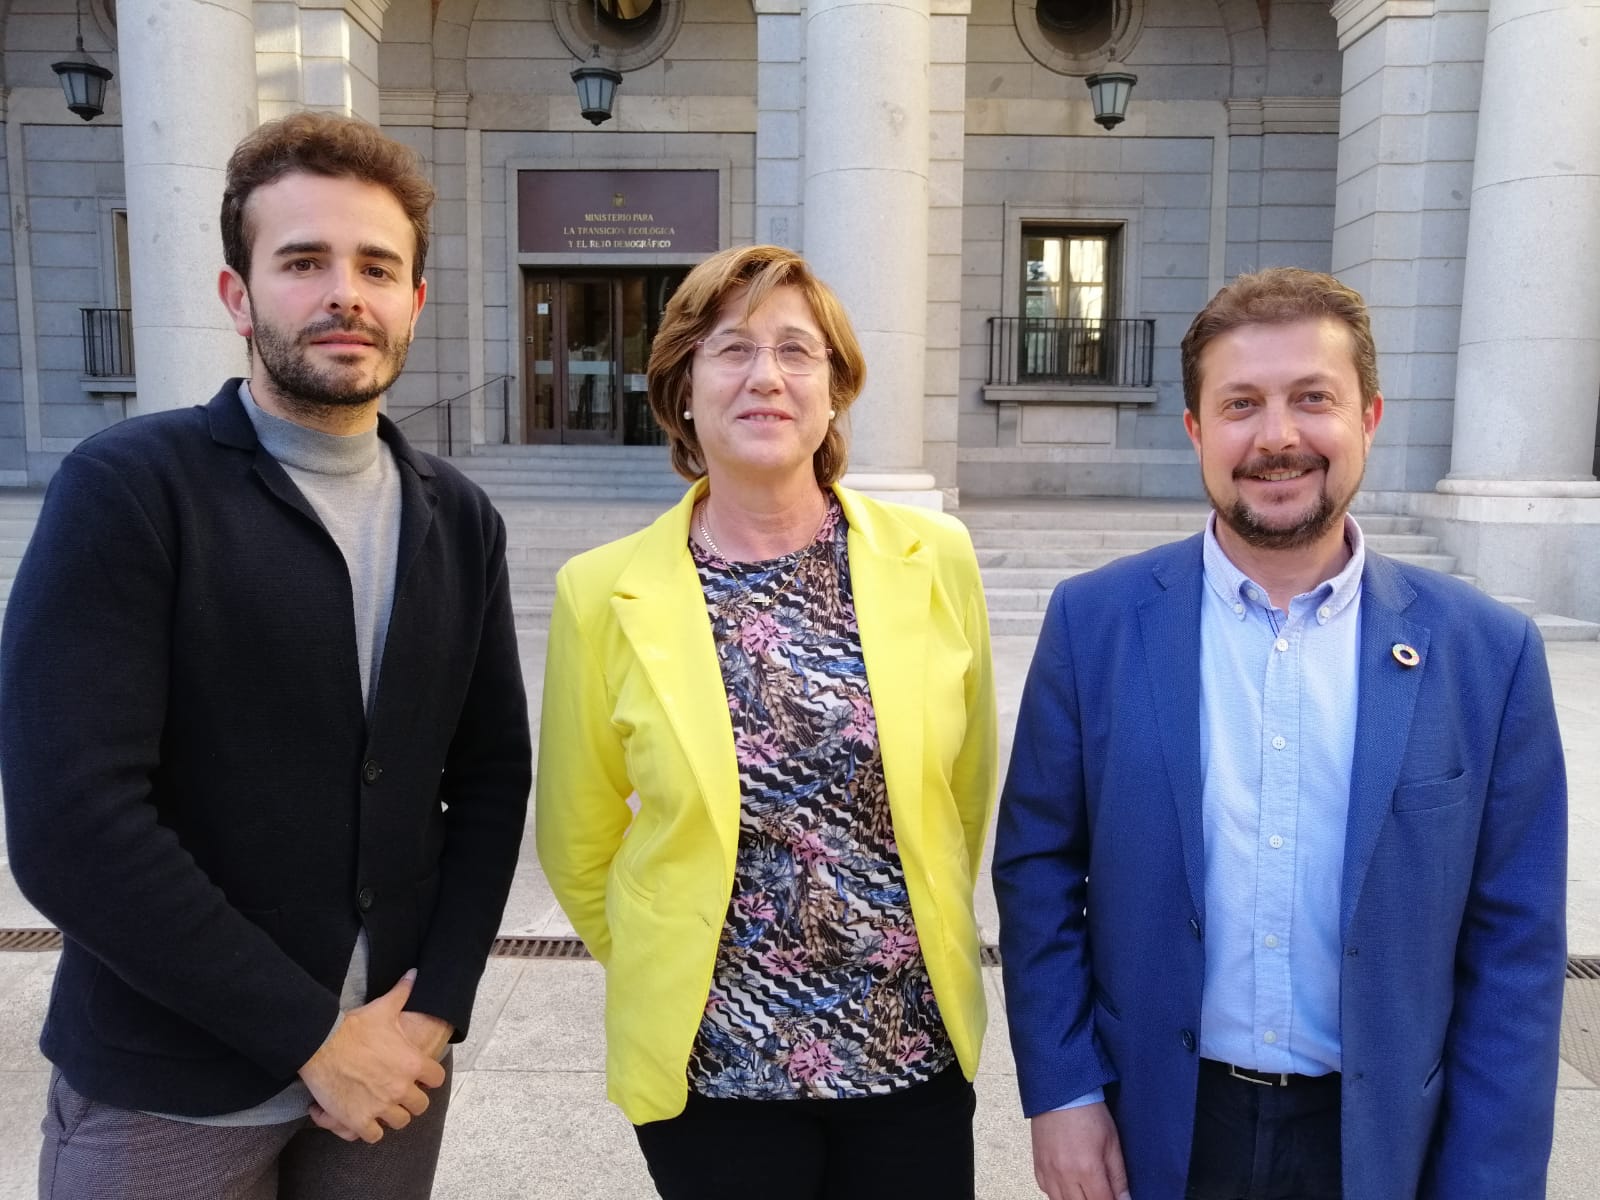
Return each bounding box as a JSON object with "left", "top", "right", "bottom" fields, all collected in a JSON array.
[{"left": 536, "top": 245, "right": 996, "bottom": 1199}]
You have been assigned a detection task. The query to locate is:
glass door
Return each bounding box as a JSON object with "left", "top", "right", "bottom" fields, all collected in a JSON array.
[
  {"left": 561, "top": 278, "right": 618, "bottom": 444},
  {"left": 521, "top": 269, "right": 685, "bottom": 444}
]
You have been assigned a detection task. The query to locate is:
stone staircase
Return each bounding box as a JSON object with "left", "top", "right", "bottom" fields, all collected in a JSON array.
[
  {"left": 446, "top": 444, "right": 686, "bottom": 504},
  {"left": 0, "top": 483, "right": 1596, "bottom": 644},
  {"left": 956, "top": 500, "right": 1599, "bottom": 640}
]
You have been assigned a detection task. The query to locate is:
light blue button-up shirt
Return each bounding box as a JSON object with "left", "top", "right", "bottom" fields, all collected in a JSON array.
[{"left": 1195, "top": 513, "right": 1364, "bottom": 1075}]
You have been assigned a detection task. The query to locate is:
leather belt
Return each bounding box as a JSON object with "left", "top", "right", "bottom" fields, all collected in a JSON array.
[{"left": 1202, "top": 1058, "right": 1339, "bottom": 1089}]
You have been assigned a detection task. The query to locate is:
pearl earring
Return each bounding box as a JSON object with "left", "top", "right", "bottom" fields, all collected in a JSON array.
[
  {"left": 683, "top": 410, "right": 693, "bottom": 421},
  {"left": 828, "top": 408, "right": 837, "bottom": 420}
]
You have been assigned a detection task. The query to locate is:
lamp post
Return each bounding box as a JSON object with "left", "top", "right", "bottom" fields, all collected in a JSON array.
[
  {"left": 1085, "top": 69, "right": 1137, "bottom": 131},
  {"left": 53, "top": 0, "right": 113, "bottom": 122}
]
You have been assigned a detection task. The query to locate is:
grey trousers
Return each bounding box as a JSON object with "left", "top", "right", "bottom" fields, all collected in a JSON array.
[{"left": 38, "top": 1054, "right": 453, "bottom": 1200}]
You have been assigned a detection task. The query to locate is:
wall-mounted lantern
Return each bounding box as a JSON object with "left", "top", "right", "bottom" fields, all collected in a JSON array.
[
  {"left": 53, "top": 0, "right": 113, "bottom": 122},
  {"left": 1085, "top": 69, "right": 1137, "bottom": 131},
  {"left": 571, "top": 63, "right": 624, "bottom": 125}
]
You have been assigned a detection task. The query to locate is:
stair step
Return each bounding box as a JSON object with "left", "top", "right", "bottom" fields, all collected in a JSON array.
[
  {"left": 474, "top": 483, "right": 687, "bottom": 502},
  {"left": 1533, "top": 613, "right": 1600, "bottom": 642},
  {"left": 1493, "top": 595, "right": 1538, "bottom": 616},
  {"left": 955, "top": 509, "right": 1208, "bottom": 532},
  {"left": 1385, "top": 553, "right": 1458, "bottom": 573}
]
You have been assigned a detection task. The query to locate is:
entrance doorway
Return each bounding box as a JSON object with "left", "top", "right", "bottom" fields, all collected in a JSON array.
[{"left": 522, "top": 269, "right": 687, "bottom": 444}]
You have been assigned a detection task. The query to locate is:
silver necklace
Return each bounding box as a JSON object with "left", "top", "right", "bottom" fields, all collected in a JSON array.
[
  {"left": 695, "top": 500, "right": 829, "bottom": 565},
  {"left": 695, "top": 500, "right": 830, "bottom": 606}
]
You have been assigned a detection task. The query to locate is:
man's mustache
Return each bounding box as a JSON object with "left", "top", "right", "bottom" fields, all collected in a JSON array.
[
  {"left": 299, "top": 315, "right": 390, "bottom": 351},
  {"left": 1233, "top": 452, "right": 1329, "bottom": 480}
]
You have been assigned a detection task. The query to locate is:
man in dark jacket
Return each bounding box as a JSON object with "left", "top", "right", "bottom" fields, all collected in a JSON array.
[{"left": 1, "top": 111, "right": 531, "bottom": 1198}]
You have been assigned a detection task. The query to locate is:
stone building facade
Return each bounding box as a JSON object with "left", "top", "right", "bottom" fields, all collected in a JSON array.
[{"left": 1, "top": 0, "right": 1597, "bottom": 616}]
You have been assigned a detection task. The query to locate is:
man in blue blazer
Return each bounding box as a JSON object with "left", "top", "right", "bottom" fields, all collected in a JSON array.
[{"left": 994, "top": 268, "right": 1567, "bottom": 1200}]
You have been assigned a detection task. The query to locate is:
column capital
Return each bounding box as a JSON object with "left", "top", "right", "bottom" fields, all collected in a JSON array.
[
  {"left": 1331, "top": 0, "right": 1434, "bottom": 50},
  {"left": 299, "top": 0, "right": 390, "bottom": 43}
]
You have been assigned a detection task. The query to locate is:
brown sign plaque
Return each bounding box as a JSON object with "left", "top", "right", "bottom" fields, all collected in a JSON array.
[{"left": 518, "top": 169, "right": 719, "bottom": 254}]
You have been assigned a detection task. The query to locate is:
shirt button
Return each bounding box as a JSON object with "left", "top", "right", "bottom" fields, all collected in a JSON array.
[
  {"left": 1271, "top": 735, "right": 1287, "bottom": 750},
  {"left": 1269, "top": 834, "right": 1284, "bottom": 848},
  {"left": 357, "top": 887, "right": 375, "bottom": 911},
  {"left": 1317, "top": 606, "right": 1331, "bottom": 621},
  {"left": 1233, "top": 603, "right": 1245, "bottom": 616},
  {"left": 1181, "top": 1029, "right": 1196, "bottom": 1052},
  {"left": 1264, "top": 934, "right": 1280, "bottom": 948},
  {"left": 1247, "top": 588, "right": 1261, "bottom": 602},
  {"left": 1274, "top": 637, "right": 1289, "bottom": 652},
  {"left": 1263, "top": 1030, "right": 1278, "bottom": 1045},
  {"left": 362, "top": 759, "right": 382, "bottom": 784}
]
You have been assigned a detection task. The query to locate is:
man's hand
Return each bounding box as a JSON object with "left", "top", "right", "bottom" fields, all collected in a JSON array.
[
  {"left": 1030, "top": 1104, "right": 1132, "bottom": 1200},
  {"left": 298, "top": 970, "right": 448, "bottom": 1144},
  {"left": 398, "top": 1010, "right": 453, "bottom": 1061}
]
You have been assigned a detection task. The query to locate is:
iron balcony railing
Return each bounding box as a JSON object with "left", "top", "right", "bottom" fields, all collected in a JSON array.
[
  {"left": 81, "top": 307, "right": 135, "bottom": 377},
  {"left": 986, "top": 316, "right": 1155, "bottom": 388}
]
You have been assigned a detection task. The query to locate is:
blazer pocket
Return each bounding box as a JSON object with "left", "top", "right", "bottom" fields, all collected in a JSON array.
[
  {"left": 1422, "top": 1055, "right": 1444, "bottom": 1092},
  {"left": 1092, "top": 985, "right": 1122, "bottom": 1022},
  {"left": 1392, "top": 771, "right": 1470, "bottom": 813},
  {"left": 610, "top": 863, "right": 655, "bottom": 905}
]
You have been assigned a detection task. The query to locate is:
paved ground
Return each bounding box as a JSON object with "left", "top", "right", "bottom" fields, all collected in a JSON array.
[{"left": 1, "top": 625, "right": 1597, "bottom": 1198}]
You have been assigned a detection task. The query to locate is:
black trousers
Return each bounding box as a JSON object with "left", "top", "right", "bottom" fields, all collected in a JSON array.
[
  {"left": 1184, "top": 1060, "right": 1342, "bottom": 1200},
  {"left": 633, "top": 1065, "right": 976, "bottom": 1200}
]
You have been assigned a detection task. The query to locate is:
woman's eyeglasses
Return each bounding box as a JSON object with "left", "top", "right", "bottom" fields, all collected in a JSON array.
[{"left": 695, "top": 334, "right": 831, "bottom": 376}]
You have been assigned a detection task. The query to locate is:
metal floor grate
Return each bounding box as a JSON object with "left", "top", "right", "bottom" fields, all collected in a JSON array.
[
  {"left": 491, "top": 935, "right": 592, "bottom": 960},
  {"left": 1568, "top": 956, "right": 1600, "bottom": 981},
  {"left": 0, "top": 929, "right": 61, "bottom": 951}
]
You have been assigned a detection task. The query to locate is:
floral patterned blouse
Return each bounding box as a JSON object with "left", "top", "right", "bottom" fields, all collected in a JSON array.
[{"left": 684, "top": 495, "right": 955, "bottom": 1100}]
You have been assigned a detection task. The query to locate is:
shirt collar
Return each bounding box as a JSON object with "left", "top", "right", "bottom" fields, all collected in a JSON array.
[{"left": 1201, "top": 512, "right": 1366, "bottom": 622}]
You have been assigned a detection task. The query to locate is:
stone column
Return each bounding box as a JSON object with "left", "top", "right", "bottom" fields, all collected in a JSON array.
[
  {"left": 257, "top": 0, "right": 387, "bottom": 122},
  {"left": 1329, "top": 0, "right": 1488, "bottom": 494},
  {"left": 754, "top": 0, "right": 805, "bottom": 250},
  {"left": 1440, "top": 0, "right": 1600, "bottom": 497},
  {"left": 803, "top": 0, "right": 938, "bottom": 506},
  {"left": 119, "top": 0, "right": 258, "bottom": 412}
]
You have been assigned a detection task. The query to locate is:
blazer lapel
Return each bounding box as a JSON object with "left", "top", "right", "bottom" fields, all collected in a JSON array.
[
  {"left": 612, "top": 482, "right": 743, "bottom": 854},
  {"left": 1340, "top": 554, "right": 1428, "bottom": 935},
  {"left": 837, "top": 488, "right": 931, "bottom": 855},
  {"left": 1136, "top": 538, "right": 1208, "bottom": 922},
  {"left": 382, "top": 415, "right": 440, "bottom": 595}
]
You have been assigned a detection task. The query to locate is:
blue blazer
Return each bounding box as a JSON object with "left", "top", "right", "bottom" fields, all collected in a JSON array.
[{"left": 993, "top": 534, "right": 1567, "bottom": 1199}]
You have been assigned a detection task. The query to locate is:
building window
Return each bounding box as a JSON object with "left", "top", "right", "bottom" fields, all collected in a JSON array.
[
  {"left": 112, "top": 209, "right": 132, "bottom": 307},
  {"left": 599, "top": 0, "right": 659, "bottom": 33},
  {"left": 1015, "top": 0, "right": 1140, "bottom": 75},
  {"left": 553, "top": 0, "right": 680, "bottom": 71},
  {"left": 1036, "top": 0, "right": 1114, "bottom": 52},
  {"left": 1021, "top": 226, "right": 1118, "bottom": 381}
]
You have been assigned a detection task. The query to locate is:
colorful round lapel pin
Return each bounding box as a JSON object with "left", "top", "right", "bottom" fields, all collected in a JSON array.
[{"left": 1391, "top": 643, "right": 1420, "bottom": 668}]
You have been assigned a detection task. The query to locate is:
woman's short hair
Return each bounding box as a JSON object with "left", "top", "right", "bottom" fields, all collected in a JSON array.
[
  {"left": 222, "top": 111, "right": 435, "bottom": 289},
  {"left": 648, "top": 245, "right": 866, "bottom": 484},
  {"left": 1180, "top": 267, "right": 1380, "bottom": 417}
]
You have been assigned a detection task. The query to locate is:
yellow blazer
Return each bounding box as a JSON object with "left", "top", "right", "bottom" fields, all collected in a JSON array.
[{"left": 535, "top": 480, "right": 997, "bottom": 1124}]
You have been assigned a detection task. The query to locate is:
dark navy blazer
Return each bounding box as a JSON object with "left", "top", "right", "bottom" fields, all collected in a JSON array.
[
  {"left": 0, "top": 383, "right": 531, "bottom": 1116},
  {"left": 994, "top": 534, "right": 1567, "bottom": 1199}
]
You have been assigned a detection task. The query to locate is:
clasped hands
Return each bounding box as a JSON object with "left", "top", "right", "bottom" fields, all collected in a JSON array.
[{"left": 297, "top": 968, "right": 453, "bottom": 1144}]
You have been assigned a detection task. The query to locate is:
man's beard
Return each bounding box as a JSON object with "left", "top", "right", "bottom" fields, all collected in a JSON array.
[
  {"left": 252, "top": 312, "right": 410, "bottom": 412},
  {"left": 1208, "top": 451, "right": 1359, "bottom": 551}
]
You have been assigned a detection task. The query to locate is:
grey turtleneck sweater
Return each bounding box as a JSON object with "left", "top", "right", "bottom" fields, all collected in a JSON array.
[{"left": 153, "top": 383, "right": 403, "bottom": 1125}]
